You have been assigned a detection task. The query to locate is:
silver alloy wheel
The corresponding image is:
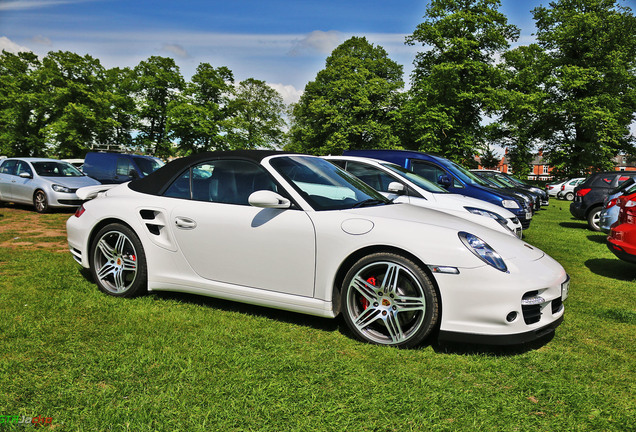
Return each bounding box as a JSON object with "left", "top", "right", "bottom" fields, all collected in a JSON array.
[
  {"left": 588, "top": 208, "right": 602, "bottom": 231},
  {"left": 34, "top": 190, "right": 47, "bottom": 212},
  {"left": 565, "top": 192, "right": 574, "bottom": 201},
  {"left": 345, "top": 261, "right": 427, "bottom": 345},
  {"left": 93, "top": 230, "right": 139, "bottom": 294}
]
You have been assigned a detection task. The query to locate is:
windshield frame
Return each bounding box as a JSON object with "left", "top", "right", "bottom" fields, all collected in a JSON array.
[
  {"left": 269, "top": 155, "right": 391, "bottom": 211},
  {"left": 381, "top": 162, "right": 449, "bottom": 193},
  {"left": 32, "top": 161, "right": 85, "bottom": 177}
]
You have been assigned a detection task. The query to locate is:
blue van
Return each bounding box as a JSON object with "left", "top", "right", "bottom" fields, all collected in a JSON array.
[
  {"left": 343, "top": 149, "right": 533, "bottom": 229},
  {"left": 83, "top": 152, "right": 164, "bottom": 184}
]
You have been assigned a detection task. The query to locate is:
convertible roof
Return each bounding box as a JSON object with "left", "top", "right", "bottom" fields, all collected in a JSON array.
[{"left": 129, "top": 150, "right": 295, "bottom": 195}]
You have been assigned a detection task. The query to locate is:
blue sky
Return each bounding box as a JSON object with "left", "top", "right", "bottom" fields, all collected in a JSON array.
[{"left": 1, "top": 0, "right": 635, "bottom": 106}]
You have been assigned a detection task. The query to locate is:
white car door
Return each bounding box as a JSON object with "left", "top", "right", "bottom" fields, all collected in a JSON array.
[{"left": 165, "top": 159, "right": 317, "bottom": 297}]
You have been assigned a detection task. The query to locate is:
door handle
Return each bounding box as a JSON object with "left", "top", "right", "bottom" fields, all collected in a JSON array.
[{"left": 175, "top": 217, "right": 197, "bottom": 230}]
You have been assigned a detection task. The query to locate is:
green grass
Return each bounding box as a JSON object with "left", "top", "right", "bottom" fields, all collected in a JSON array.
[{"left": 0, "top": 204, "right": 634, "bottom": 431}]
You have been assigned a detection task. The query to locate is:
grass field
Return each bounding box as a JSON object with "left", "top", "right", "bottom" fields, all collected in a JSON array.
[{"left": 0, "top": 203, "right": 634, "bottom": 431}]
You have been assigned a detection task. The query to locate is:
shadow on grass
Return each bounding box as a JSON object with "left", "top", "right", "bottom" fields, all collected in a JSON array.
[
  {"left": 560, "top": 221, "right": 588, "bottom": 229},
  {"left": 587, "top": 234, "right": 608, "bottom": 244},
  {"left": 585, "top": 258, "right": 636, "bottom": 281},
  {"left": 432, "top": 332, "right": 555, "bottom": 357}
]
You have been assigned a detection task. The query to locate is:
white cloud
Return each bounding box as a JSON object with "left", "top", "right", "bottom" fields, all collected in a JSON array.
[
  {"left": 162, "top": 43, "right": 189, "bottom": 58},
  {"left": 0, "top": 36, "right": 31, "bottom": 53},
  {"left": 289, "top": 30, "right": 342, "bottom": 56},
  {"left": 0, "top": 0, "right": 90, "bottom": 11},
  {"left": 267, "top": 83, "right": 303, "bottom": 105},
  {"left": 30, "top": 35, "right": 52, "bottom": 46}
]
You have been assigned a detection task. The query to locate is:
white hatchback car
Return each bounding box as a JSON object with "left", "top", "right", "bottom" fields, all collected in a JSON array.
[
  {"left": 0, "top": 157, "right": 100, "bottom": 212},
  {"left": 325, "top": 156, "right": 523, "bottom": 238},
  {"left": 67, "top": 151, "right": 568, "bottom": 348},
  {"left": 557, "top": 178, "right": 585, "bottom": 201}
]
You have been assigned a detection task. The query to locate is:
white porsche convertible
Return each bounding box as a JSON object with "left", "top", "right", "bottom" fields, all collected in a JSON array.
[{"left": 67, "top": 151, "right": 569, "bottom": 348}]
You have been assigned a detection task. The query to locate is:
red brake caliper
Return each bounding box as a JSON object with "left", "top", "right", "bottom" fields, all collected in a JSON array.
[{"left": 362, "top": 277, "right": 376, "bottom": 309}]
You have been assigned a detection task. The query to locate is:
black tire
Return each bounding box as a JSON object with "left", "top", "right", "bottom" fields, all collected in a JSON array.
[
  {"left": 565, "top": 192, "right": 574, "bottom": 201},
  {"left": 90, "top": 223, "right": 147, "bottom": 297},
  {"left": 34, "top": 190, "right": 48, "bottom": 213},
  {"left": 587, "top": 206, "right": 602, "bottom": 232},
  {"left": 341, "top": 252, "right": 439, "bottom": 348}
]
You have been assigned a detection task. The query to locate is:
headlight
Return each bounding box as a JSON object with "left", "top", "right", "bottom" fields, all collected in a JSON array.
[
  {"left": 465, "top": 207, "right": 512, "bottom": 230},
  {"left": 458, "top": 232, "right": 508, "bottom": 272},
  {"left": 501, "top": 199, "right": 520, "bottom": 209},
  {"left": 52, "top": 184, "right": 73, "bottom": 193}
]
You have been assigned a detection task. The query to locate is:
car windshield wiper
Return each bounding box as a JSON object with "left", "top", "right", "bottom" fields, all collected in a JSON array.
[{"left": 351, "top": 199, "right": 388, "bottom": 208}]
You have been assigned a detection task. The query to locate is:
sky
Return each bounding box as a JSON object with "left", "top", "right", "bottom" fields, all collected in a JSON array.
[{"left": 1, "top": 0, "right": 635, "bottom": 109}]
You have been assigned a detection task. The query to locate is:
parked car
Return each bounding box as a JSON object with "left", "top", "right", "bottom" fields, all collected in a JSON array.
[
  {"left": 570, "top": 172, "right": 636, "bottom": 231},
  {"left": 557, "top": 178, "right": 585, "bottom": 201},
  {"left": 0, "top": 157, "right": 100, "bottom": 212},
  {"left": 473, "top": 170, "right": 549, "bottom": 207},
  {"left": 471, "top": 170, "right": 541, "bottom": 212},
  {"left": 607, "top": 191, "right": 636, "bottom": 263},
  {"left": 324, "top": 155, "right": 523, "bottom": 238},
  {"left": 82, "top": 152, "right": 164, "bottom": 184},
  {"left": 67, "top": 150, "right": 569, "bottom": 347},
  {"left": 343, "top": 150, "right": 533, "bottom": 229},
  {"left": 599, "top": 179, "right": 636, "bottom": 233},
  {"left": 546, "top": 179, "right": 568, "bottom": 197}
]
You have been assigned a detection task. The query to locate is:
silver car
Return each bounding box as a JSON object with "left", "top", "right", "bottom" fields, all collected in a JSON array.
[
  {"left": 0, "top": 157, "right": 101, "bottom": 212},
  {"left": 599, "top": 180, "right": 636, "bottom": 233}
]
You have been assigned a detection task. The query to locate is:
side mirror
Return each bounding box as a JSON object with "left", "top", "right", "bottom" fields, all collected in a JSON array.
[
  {"left": 19, "top": 172, "right": 32, "bottom": 179},
  {"left": 387, "top": 182, "right": 406, "bottom": 194},
  {"left": 248, "top": 190, "right": 291, "bottom": 209},
  {"left": 437, "top": 174, "right": 452, "bottom": 188}
]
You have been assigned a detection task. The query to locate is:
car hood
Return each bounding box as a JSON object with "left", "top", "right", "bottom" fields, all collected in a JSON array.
[
  {"left": 42, "top": 176, "right": 101, "bottom": 188},
  {"left": 342, "top": 203, "right": 545, "bottom": 262}
]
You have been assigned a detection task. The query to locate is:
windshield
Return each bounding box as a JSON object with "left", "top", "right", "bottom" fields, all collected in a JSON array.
[
  {"left": 32, "top": 161, "right": 84, "bottom": 177},
  {"left": 270, "top": 156, "right": 391, "bottom": 210},
  {"left": 483, "top": 173, "right": 517, "bottom": 188},
  {"left": 447, "top": 160, "right": 492, "bottom": 187},
  {"left": 134, "top": 156, "right": 164, "bottom": 176},
  {"left": 381, "top": 163, "right": 448, "bottom": 193}
]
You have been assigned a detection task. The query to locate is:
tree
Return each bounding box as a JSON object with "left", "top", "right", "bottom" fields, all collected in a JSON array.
[
  {"left": 226, "top": 78, "right": 286, "bottom": 150},
  {"left": 494, "top": 44, "right": 552, "bottom": 178},
  {"left": 37, "top": 51, "right": 114, "bottom": 157},
  {"left": 533, "top": 0, "right": 636, "bottom": 176},
  {"left": 288, "top": 36, "right": 404, "bottom": 155},
  {"left": 404, "top": 0, "right": 520, "bottom": 165},
  {"left": 133, "top": 56, "right": 184, "bottom": 157},
  {"left": 104, "top": 66, "right": 137, "bottom": 149},
  {"left": 0, "top": 50, "right": 45, "bottom": 157},
  {"left": 479, "top": 145, "right": 500, "bottom": 169},
  {"left": 169, "top": 63, "right": 234, "bottom": 155}
]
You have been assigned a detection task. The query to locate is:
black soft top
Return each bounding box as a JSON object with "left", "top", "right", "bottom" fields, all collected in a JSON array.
[{"left": 129, "top": 150, "right": 295, "bottom": 196}]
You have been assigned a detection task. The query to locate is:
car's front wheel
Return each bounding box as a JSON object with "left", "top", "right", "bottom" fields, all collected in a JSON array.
[
  {"left": 90, "top": 223, "right": 147, "bottom": 297},
  {"left": 341, "top": 252, "right": 439, "bottom": 348},
  {"left": 34, "top": 190, "right": 48, "bottom": 213}
]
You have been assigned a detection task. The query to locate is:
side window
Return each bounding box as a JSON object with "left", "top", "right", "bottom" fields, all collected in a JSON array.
[
  {"left": 16, "top": 161, "right": 33, "bottom": 177},
  {"left": 1, "top": 160, "right": 18, "bottom": 175},
  {"left": 345, "top": 161, "right": 397, "bottom": 192},
  {"left": 163, "top": 159, "right": 278, "bottom": 206},
  {"left": 116, "top": 157, "right": 132, "bottom": 176},
  {"left": 410, "top": 161, "right": 446, "bottom": 184}
]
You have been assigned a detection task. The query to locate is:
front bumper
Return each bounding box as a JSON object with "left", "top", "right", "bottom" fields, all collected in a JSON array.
[{"left": 434, "top": 253, "right": 568, "bottom": 344}]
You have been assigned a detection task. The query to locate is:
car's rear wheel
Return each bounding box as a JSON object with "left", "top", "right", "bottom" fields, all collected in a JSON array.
[
  {"left": 587, "top": 206, "right": 602, "bottom": 231},
  {"left": 34, "top": 190, "right": 48, "bottom": 213},
  {"left": 341, "top": 252, "right": 439, "bottom": 348},
  {"left": 565, "top": 192, "right": 574, "bottom": 201},
  {"left": 90, "top": 223, "right": 147, "bottom": 297}
]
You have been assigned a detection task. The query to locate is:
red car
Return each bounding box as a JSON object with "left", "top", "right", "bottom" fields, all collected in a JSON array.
[{"left": 607, "top": 192, "right": 636, "bottom": 263}]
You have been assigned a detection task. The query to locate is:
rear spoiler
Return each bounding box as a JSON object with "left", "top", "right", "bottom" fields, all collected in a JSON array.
[{"left": 76, "top": 184, "right": 119, "bottom": 200}]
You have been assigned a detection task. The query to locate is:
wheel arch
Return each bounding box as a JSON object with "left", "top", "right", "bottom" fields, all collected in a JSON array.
[
  {"left": 331, "top": 244, "right": 441, "bottom": 318},
  {"left": 87, "top": 217, "right": 138, "bottom": 264}
]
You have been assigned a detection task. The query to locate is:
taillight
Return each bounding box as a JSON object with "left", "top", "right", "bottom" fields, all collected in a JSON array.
[
  {"left": 576, "top": 188, "right": 591, "bottom": 197},
  {"left": 618, "top": 198, "right": 636, "bottom": 224},
  {"left": 74, "top": 205, "right": 86, "bottom": 218},
  {"left": 561, "top": 185, "right": 565, "bottom": 190},
  {"left": 605, "top": 198, "right": 618, "bottom": 209}
]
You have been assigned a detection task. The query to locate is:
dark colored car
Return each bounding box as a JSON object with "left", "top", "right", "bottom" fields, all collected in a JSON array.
[
  {"left": 343, "top": 150, "right": 533, "bottom": 229},
  {"left": 607, "top": 192, "right": 636, "bottom": 263},
  {"left": 473, "top": 170, "right": 549, "bottom": 207},
  {"left": 570, "top": 172, "right": 636, "bottom": 231},
  {"left": 82, "top": 152, "right": 164, "bottom": 184},
  {"left": 471, "top": 170, "right": 541, "bottom": 212}
]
